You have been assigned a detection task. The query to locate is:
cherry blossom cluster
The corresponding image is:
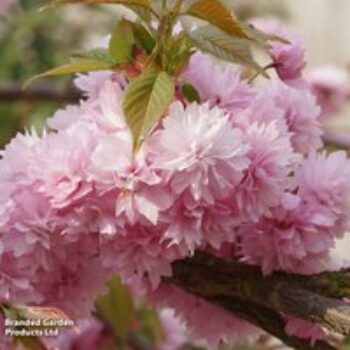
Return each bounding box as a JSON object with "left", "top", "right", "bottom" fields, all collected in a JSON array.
[{"left": 1, "top": 21, "right": 350, "bottom": 348}]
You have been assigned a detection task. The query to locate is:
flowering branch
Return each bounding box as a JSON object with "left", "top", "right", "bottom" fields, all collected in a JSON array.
[{"left": 169, "top": 252, "right": 350, "bottom": 349}]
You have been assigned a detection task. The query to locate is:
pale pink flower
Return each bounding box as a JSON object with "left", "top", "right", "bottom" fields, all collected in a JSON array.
[
  {"left": 0, "top": 0, "right": 14, "bottom": 13},
  {"left": 296, "top": 151, "right": 350, "bottom": 235},
  {"left": 49, "top": 78, "right": 127, "bottom": 133},
  {"left": 238, "top": 194, "right": 338, "bottom": 275},
  {"left": 150, "top": 285, "right": 258, "bottom": 349},
  {"left": 100, "top": 224, "right": 184, "bottom": 288},
  {"left": 182, "top": 52, "right": 253, "bottom": 111},
  {"left": 90, "top": 133, "right": 173, "bottom": 226},
  {"left": 307, "top": 65, "right": 350, "bottom": 118},
  {"left": 30, "top": 123, "right": 98, "bottom": 209},
  {"left": 51, "top": 318, "right": 104, "bottom": 350},
  {"left": 234, "top": 121, "right": 299, "bottom": 221},
  {"left": 150, "top": 102, "right": 250, "bottom": 204},
  {"left": 271, "top": 82, "right": 323, "bottom": 154},
  {"left": 239, "top": 152, "right": 350, "bottom": 275},
  {"left": 158, "top": 308, "right": 187, "bottom": 350},
  {"left": 74, "top": 71, "right": 127, "bottom": 99}
]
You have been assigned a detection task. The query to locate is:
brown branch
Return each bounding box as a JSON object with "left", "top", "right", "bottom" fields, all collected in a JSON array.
[
  {"left": 0, "top": 83, "right": 81, "bottom": 103},
  {"left": 323, "top": 129, "right": 350, "bottom": 151},
  {"left": 209, "top": 297, "right": 334, "bottom": 350},
  {"left": 168, "top": 252, "right": 350, "bottom": 349}
]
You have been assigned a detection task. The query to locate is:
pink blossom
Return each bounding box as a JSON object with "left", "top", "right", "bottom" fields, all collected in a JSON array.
[
  {"left": 296, "top": 151, "right": 350, "bottom": 235},
  {"left": 239, "top": 152, "right": 350, "bottom": 275},
  {"left": 182, "top": 53, "right": 254, "bottom": 111},
  {"left": 158, "top": 308, "right": 187, "bottom": 350},
  {"left": 271, "top": 82, "right": 323, "bottom": 154},
  {"left": 74, "top": 71, "right": 127, "bottom": 99},
  {"left": 252, "top": 19, "right": 306, "bottom": 86},
  {"left": 285, "top": 318, "right": 326, "bottom": 345},
  {"left": 307, "top": 65, "right": 350, "bottom": 118},
  {"left": 1, "top": 37, "right": 350, "bottom": 348},
  {"left": 51, "top": 318, "right": 105, "bottom": 350},
  {"left": 234, "top": 121, "right": 299, "bottom": 221},
  {"left": 150, "top": 285, "right": 258, "bottom": 348},
  {"left": 150, "top": 102, "right": 250, "bottom": 204},
  {"left": 0, "top": 0, "right": 14, "bottom": 13},
  {"left": 100, "top": 224, "right": 184, "bottom": 288}
]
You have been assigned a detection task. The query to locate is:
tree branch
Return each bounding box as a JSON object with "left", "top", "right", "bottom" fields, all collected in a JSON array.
[
  {"left": 168, "top": 252, "right": 350, "bottom": 349},
  {"left": 209, "top": 297, "right": 334, "bottom": 350},
  {"left": 0, "top": 83, "right": 81, "bottom": 103}
]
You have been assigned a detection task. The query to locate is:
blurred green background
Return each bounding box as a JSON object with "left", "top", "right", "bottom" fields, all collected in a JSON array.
[{"left": 0, "top": 0, "right": 116, "bottom": 147}]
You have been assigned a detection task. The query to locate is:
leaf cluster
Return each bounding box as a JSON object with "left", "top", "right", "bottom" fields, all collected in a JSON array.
[{"left": 29, "top": 0, "right": 285, "bottom": 150}]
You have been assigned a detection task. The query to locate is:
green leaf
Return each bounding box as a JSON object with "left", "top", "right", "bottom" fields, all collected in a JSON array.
[
  {"left": 341, "top": 337, "right": 350, "bottom": 350},
  {"left": 189, "top": 25, "right": 268, "bottom": 77},
  {"left": 182, "top": 83, "right": 200, "bottom": 103},
  {"left": 72, "top": 48, "right": 117, "bottom": 64},
  {"left": 123, "top": 67, "right": 175, "bottom": 150},
  {"left": 23, "top": 60, "right": 114, "bottom": 88},
  {"left": 109, "top": 19, "right": 135, "bottom": 64},
  {"left": 0, "top": 303, "right": 48, "bottom": 350},
  {"left": 184, "top": 0, "right": 250, "bottom": 40},
  {"left": 41, "top": 0, "right": 151, "bottom": 11},
  {"left": 161, "top": 33, "right": 194, "bottom": 76},
  {"left": 240, "top": 22, "right": 290, "bottom": 48},
  {"left": 132, "top": 22, "right": 156, "bottom": 55},
  {"left": 137, "top": 306, "right": 164, "bottom": 344},
  {"left": 95, "top": 276, "right": 135, "bottom": 346}
]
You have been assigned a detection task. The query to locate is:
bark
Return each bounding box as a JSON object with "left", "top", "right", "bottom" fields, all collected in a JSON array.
[
  {"left": 168, "top": 252, "right": 350, "bottom": 349},
  {"left": 0, "top": 83, "right": 81, "bottom": 103}
]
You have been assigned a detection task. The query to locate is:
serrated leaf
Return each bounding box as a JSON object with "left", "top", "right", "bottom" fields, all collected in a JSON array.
[
  {"left": 72, "top": 48, "right": 117, "bottom": 64},
  {"left": 109, "top": 19, "right": 135, "bottom": 64},
  {"left": 23, "top": 60, "right": 114, "bottom": 88},
  {"left": 95, "top": 276, "right": 135, "bottom": 346},
  {"left": 185, "top": 0, "right": 250, "bottom": 40},
  {"left": 41, "top": 0, "right": 150, "bottom": 11},
  {"left": 241, "top": 22, "right": 290, "bottom": 48},
  {"left": 123, "top": 67, "right": 175, "bottom": 150},
  {"left": 189, "top": 26, "right": 268, "bottom": 77},
  {"left": 132, "top": 22, "right": 156, "bottom": 55},
  {"left": 182, "top": 83, "right": 200, "bottom": 103}
]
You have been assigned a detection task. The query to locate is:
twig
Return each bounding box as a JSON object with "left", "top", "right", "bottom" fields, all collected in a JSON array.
[
  {"left": 0, "top": 83, "right": 81, "bottom": 103},
  {"left": 323, "top": 131, "right": 350, "bottom": 151}
]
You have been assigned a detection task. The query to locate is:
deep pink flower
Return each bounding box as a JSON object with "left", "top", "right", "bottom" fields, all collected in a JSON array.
[
  {"left": 285, "top": 318, "right": 326, "bottom": 345},
  {"left": 252, "top": 19, "right": 306, "bottom": 86}
]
